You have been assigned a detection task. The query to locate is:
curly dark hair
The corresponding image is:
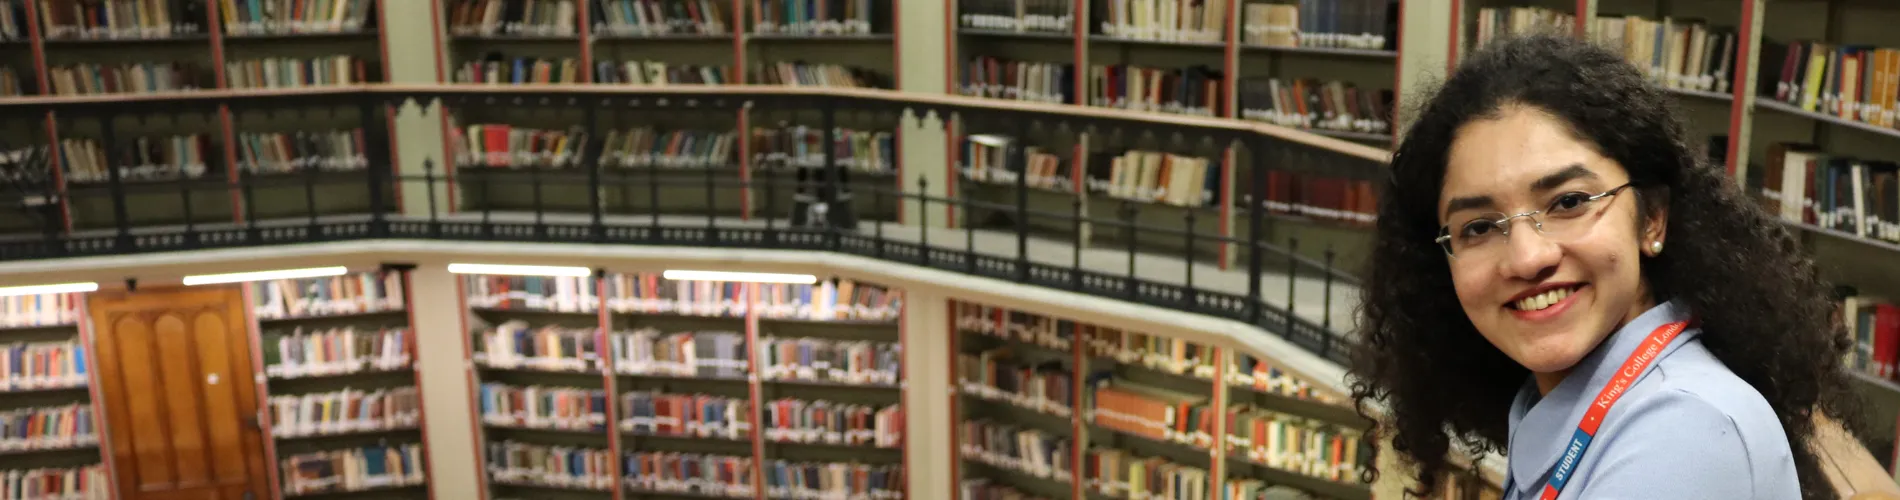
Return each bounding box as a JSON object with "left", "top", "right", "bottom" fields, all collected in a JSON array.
[{"left": 1349, "top": 33, "right": 1860, "bottom": 499}]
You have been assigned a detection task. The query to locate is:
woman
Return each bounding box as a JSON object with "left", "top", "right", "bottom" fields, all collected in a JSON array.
[{"left": 1350, "top": 33, "right": 1859, "bottom": 499}]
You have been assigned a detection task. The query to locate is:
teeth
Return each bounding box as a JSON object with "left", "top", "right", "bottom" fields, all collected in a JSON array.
[{"left": 1516, "top": 286, "right": 1575, "bottom": 311}]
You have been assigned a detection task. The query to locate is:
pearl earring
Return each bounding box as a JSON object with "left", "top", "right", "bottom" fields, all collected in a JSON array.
[{"left": 1649, "top": 241, "right": 1663, "bottom": 254}]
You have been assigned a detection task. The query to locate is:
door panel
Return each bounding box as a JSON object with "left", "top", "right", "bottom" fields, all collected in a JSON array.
[{"left": 92, "top": 287, "right": 269, "bottom": 500}]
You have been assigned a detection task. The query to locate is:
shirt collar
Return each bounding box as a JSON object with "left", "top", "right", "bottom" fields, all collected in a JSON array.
[{"left": 1504, "top": 299, "right": 1699, "bottom": 490}]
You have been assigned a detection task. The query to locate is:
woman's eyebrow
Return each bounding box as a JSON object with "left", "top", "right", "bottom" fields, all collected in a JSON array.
[{"left": 1530, "top": 164, "right": 1595, "bottom": 192}]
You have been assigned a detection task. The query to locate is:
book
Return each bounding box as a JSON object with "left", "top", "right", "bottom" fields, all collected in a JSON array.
[
  {"left": 1088, "top": 378, "right": 1214, "bottom": 447},
  {"left": 1227, "top": 353, "right": 1343, "bottom": 406},
  {"left": 265, "top": 326, "right": 413, "bottom": 379},
  {"left": 48, "top": 62, "right": 204, "bottom": 95},
  {"left": 761, "top": 336, "right": 900, "bottom": 386},
  {"left": 761, "top": 398, "right": 901, "bottom": 448},
  {"left": 604, "top": 273, "right": 747, "bottom": 316},
  {"left": 959, "top": 134, "right": 1072, "bottom": 192},
  {"left": 592, "top": 0, "right": 729, "bottom": 36},
  {"left": 479, "top": 383, "right": 609, "bottom": 431},
  {"left": 280, "top": 443, "right": 427, "bottom": 495},
  {"left": 1240, "top": 0, "right": 1395, "bottom": 50},
  {"left": 623, "top": 452, "right": 754, "bottom": 497},
  {"left": 0, "top": 404, "right": 96, "bottom": 451},
  {"left": 958, "top": 0, "right": 1071, "bottom": 33},
  {"left": 1085, "top": 64, "right": 1222, "bottom": 117},
  {"left": 611, "top": 328, "right": 748, "bottom": 378},
  {"left": 253, "top": 271, "right": 404, "bottom": 320},
  {"left": 0, "top": 293, "right": 80, "bottom": 328},
  {"left": 0, "top": 66, "right": 19, "bottom": 96},
  {"left": 762, "top": 460, "right": 903, "bottom": 500},
  {"left": 220, "top": 0, "right": 375, "bottom": 35},
  {"left": 1225, "top": 404, "right": 1367, "bottom": 482},
  {"left": 959, "top": 57, "right": 1075, "bottom": 105},
  {"left": 0, "top": 465, "right": 109, "bottom": 499},
  {"left": 958, "top": 349, "right": 1073, "bottom": 416},
  {"left": 959, "top": 479, "right": 1053, "bottom": 500},
  {"left": 749, "top": 62, "right": 891, "bottom": 89},
  {"left": 1471, "top": 7, "right": 1574, "bottom": 52},
  {"left": 449, "top": 0, "right": 578, "bottom": 36},
  {"left": 464, "top": 275, "right": 599, "bottom": 312},
  {"left": 1238, "top": 77, "right": 1394, "bottom": 137},
  {"left": 0, "top": 1, "right": 23, "bottom": 40},
  {"left": 960, "top": 419, "right": 1073, "bottom": 482},
  {"left": 485, "top": 440, "right": 614, "bottom": 490},
  {"left": 1754, "top": 144, "right": 1899, "bottom": 244},
  {"left": 269, "top": 387, "right": 421, "bottom": 438},
  {"left": 1084, "top": 447, "right": 1208, "bottom": 499},
  {"left": 40, "top": 0, "right": 205, "bottom": 40},
  {"left": 1591, "top": 16, "right": 1737, "bottom": 95},
  {"left": 599, "top": 128, "right": 738, "bottom": 169},
  {"left": 1243, "top": 171, "right": 1381, "bottom": 227},
  {"left": 594, "top": 61, "right": 731, "bottom": 85},
  {"left": 752, "top": 0, "right": 878, "bottom": 36},
  {"left": 0, "top": 341, "right": 88, "bottom": 391},
  {"left": 619, "top": 391, "right": 751, "bottom": 439},
  {"left": 236, "top": 129, "right": 371, "bottom": 175},
  {"left": 750, "top": 125, "right": 895, "bottom": 174},
  {"left": 1084, "top": 326, "right": 1215, "bottom": 378},
  {"left": 1084, "top": 149, "right": 1220, "bottom": 208},
  {"left": 57, "top": 135, "right": 210, "bottom": 185},
  {"left": 1758, "top": 41, "right": 1900, "bottom": 129},
  {"left": 1095, "top": 0, "right": 1227, "bottom": 43},
  {"left": 475, "top": 320, "right": 603, "bottom": 372},
  {"left": 450, "top": 123, "right": 592, "bottom": 169},
  {"left": 454, "top": 54, "right": 584, "bottom": 84},
  {"left": 225, "top": 55, "right": 369, "bottom": 89},
  {"left": 754, "top": 279, "right": 903, "bottom": 321}
]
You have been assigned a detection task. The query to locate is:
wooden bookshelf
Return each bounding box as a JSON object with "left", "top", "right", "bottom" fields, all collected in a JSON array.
[{"left": 0, "top": 291, "right": 109, "bottom": 499}]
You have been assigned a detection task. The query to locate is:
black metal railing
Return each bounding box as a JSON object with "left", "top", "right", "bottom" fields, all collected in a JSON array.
[{"left": 0, "top": 86, "right": 1383, "bottom": 365}]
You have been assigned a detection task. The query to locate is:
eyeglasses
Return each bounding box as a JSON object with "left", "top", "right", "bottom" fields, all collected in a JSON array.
[{"left": 1434, "top": 183, "right": 1633, "bottom": 258}]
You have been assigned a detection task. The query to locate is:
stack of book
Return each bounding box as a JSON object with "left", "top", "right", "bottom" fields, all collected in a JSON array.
[
  {"left": 40, "top": 0, "right": 204, "bottom": 39},
  {"left": 1095, "top": 0, "right": 1226, "bottom": 43},
  {"left": 269, "top": 387, "right": 422, "bottom": 438},
  {"left": 610, "top": 329, "right": 749, "bottom": 379},
  {"left": 236, "top": 129, "right": 371, "bottom": 175},
  {"left": 1238, "top": 78, "right": 1394, "bottom": 137},
  {"left": 754, "top": 279, "right": 904, "bottom": 322},
  {"left": 761, "top": 337, "right": 900, "bottom": 386},
  {"left": 58, "top": 135, "right": 210, "bottom": 184},
  {"left": 959, "top": 350, "right": 1073, "bottom": 416},
  {"left": 449, "top": 0, "right": 578, "bottom": 36},
  {"left": 0, "top": 342, "right": 89, "bottom": 392},
  {"left": 1228, "top": 354, "right": 1341, "bottom": 406},
  {"left": 1240, "top": 0, "right": 1395, "bottom": 50},
  {"left": 0, "top": 404, "right": 96, "bottom": 451},
  {"left": 280, "top": 444, "right": 427, "bottom": 495},
  {"left": 1760, "top": 43, "right": 1900, "bottom": 131},
  {"left": 959, "top": 419, "right": 1072, "bottom": 482},
  {"left": 749, "top": 125, "right": 896, "bottom": 174},
  {"left": 452, "top": 124, "right": 592, "bottom": 169},
  {"left": 1593, "top": 17, "right": 1736, "bottom": 95},
  {"left": 592, "top": 0, "right": 729, "bottom": 36},
  {"left": 1086, "top": 64, "right": 1222, "bottom": 117},
  {"left": 1246, "top": 171, "right": 1379, "bottom": 226},
  {"left": 475, "top": 321, "right": 603, "bottom": 372},
  {"left": 619, "top": 391, "right": 751, "bottom": 439},
  {"left": 1088, "top": 379, "right": 1214, "bottom": 448},
  {"left": 1085, "top": 448, "right": 1207, "bottom": 499},
  {"left": 265, "top": 326, "right": 412, "bottom": 378},
  {"left": 1225, "top": 405, "right": 1367, "bottom": 482},
  {"left": 1753, "top": 144, "right": 1899, "bottom": 243},
  {"left": 958, "top": 0, "right": 1071, "bottom": 33},
  {"left": 48, "top": 62, "right": 203, "bottom": 95},
  {"left": 455, "top": 55, "right": 583, "bottom": 84},
  {"left": 752, "top": 0, "right": 877, "bottom": 35},
  {"left": 599, "top": 128, "right": 739, "bottom": 169},
  {"left": 751, "top": 62, "right": 891, "bottom": 88},
  {"left": 253, "top": 272, "right": 404, "bottom": 320},
  {"left": 960, "top": 135, "right": 1071, "bottom": 192},
  {"left": 220, "top": 0, "right": 375, "bottom": 35},
  {"left": 1472, "top": 7, "right": 1573, "bottom": 50},
  {"left": 479, "top": 384, "right": 609, "bottom": 431},
  {"left": 623, "top": 452, "right": 754, "bottom": 497},
  {"left": 1838, "top": 292, "right": 1899, "bottom": 381},
  {"left": 594, "top": 61, "right": 731, "bottom": 85},
  {"left": 225, "top": 56, "right": 368, "bottom": 88},
  {"left": 0, "top": 465, "right": 109, "bottom": 499},
  {"left": 1084, "top": 327, "right": 1215, "bottom": 378},
  {"left": 0, "top": 294, "right": 80, "bottom": 328},
  {"left": 959, "top": 479, "right": 1052, "bottom": 500},
  {"left": 762, "top": 461, "right": 903, "bottom": 500},
  {"left": 485, "top": 441, "right": 615, "bottom": 489},
  {"left": 762, "top": 399, "right": 901, "bottom": 447},
  {"left": 464, "top": 275, "right": 599, "bottom": 312},
  {"left": 959, "top": 57, "right": 1074, "bottom": 104},
  {"left": 1085, "top": 149, "right": 1218, "bottom": 208},
  {"left": 605, "top": 274, "right": 746, "bottom": 317}
]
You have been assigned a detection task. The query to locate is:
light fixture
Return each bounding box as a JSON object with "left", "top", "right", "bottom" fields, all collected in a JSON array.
[
  {"left": 182, "top": 266, "right": 348, "bottom": 286},
  {"left": 0, "top": 282, "right": 99, "bottom": 297},
  {"left": 662, "top": 270, "right": 818, "bottom": 284},
  {"left": 447, "top": 263, "right": 592, "bottom": 277}
]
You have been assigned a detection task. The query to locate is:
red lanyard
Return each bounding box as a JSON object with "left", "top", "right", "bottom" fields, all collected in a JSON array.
[{"left": 1537, "top": 320, "right": 1690, "bottom": 500}]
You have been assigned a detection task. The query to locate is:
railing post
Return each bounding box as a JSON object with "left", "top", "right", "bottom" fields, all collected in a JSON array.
[
  {"left": 100, "top": 110, "right": 130, "bottom": 251},
  {"left": 1184, "top": 206, "right": 1196, "bottom": 309},
  {"left": 874, "top": 179, "right": 885, "bottom": 259},
  {"left": 1286, "top": 237, "right": 1299, "bottom": 341},
  {"left": 362, "top": 96, "right": 386, "bottom": 235},
  {"left": 1013, "top": 136, "right": 1029, "bottom": 283},
  {"left": 821, "top": 97, "right": 841, "bottom": 251},
  {"left": 531, "top": 150, "right": 545, "bottom": 238},
  {"left": 647, "top": 145, "right": 661, "bottom": 238},
  {"left": 424, "top": 160, "right": 441, "bottom": 238},
  {"left": 1071, "top": 196, "right": 1083, "bottom": 291},
  {"left": 764, "top": 168, "right": 778, "bottom": 246},
  {"left": 704, "top": 144, "right": 717, "bottom": 242},
  {"left": 917, "top": 176, "right": 930, "bottom": 266},
  {"left": 587, "top": 100, "right": 604, "bottom": 242},
  {"left": 1323, "top": 245, "right": 1336, "bottom": 331},
  {"left": 964, "top": 183, "right": 976, "bottom": 274},
  {"left": 1247, "top": 138, "right": 1267, "bottom": 325},
  {"left": 242, "top": 167, "right": 260, "bottom": 243},
  {"left": 1123, "top": 201, "right": 1137, "bottom": 300}
]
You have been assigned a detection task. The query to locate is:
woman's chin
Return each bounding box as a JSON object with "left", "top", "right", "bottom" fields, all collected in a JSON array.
[{"left": 1510, "top": 341, "right": 1591, "bottom": 376}]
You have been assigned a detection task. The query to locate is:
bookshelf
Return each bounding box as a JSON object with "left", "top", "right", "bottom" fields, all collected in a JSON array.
[
  {"left": 249, "top": 270, "right": 431, "bottom": 499},
  {"left": 0, "top": 291, "right": 109, "bottom": 500},
  {"left": 459, "top": 270, "right": 908, "bottom": 500}
]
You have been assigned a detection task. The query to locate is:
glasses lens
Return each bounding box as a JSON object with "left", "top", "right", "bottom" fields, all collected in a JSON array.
[{"left": 1450, "top": 216, "right": 1504, "bottom": 256}]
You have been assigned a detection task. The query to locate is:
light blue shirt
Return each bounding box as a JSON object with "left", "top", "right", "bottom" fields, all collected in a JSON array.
[{"left": 1501, "top": 300, "right": 1799, "bottom": 499}]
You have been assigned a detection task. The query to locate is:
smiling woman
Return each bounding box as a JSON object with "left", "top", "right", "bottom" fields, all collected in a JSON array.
[{"left": 1350, "top": 33, "right": 1861, "bottom": 500}]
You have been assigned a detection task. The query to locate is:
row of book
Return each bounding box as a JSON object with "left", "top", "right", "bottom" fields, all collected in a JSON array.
[
  {"left": 611, "top": 329, "right": 748, "bottom": 378},
  {"left": 453, "top": 124, "right": 591, "bottom": 169},
  {"left": 0, "top": 341, "right": 90, "bottom": 392},
  {"left": 593, "top": 0, "right": 729, "bottom": 36},
  {"left": 761, "top": 399, "right": 901, "bottom": 448},
  {"left": 752, "top": 62, "right": 889, "bottom": 88},
  {"left": 1758, "top": 143, "right": 1899, "bottom": 243},
  {"left": 219, "top": 0, "right": 376, "bottom": 35},
  {"left": 960, "top": 420, "right": 1072, "bottom": 482},
  {"left": 0, "top": 404, "right": 94, "bottom": 451},
  {"left": 225, "top": 55, "right": 369, "bottom": 89},
  {"left": 1085, "top": 326, "right": 1214, "bottom": 378},
  {"left": 606, "top": 274, "right": 733, "bottom": 316},
  {"left": 1246, "top": 171, "right": 1379, "bottom": 226},
  {"left": 754, "top": 280, "right": 903, "bottom": 322},
  {"left": 958, "top": 480, "right": 1050, "bottom": 500},
  {"left": 0, "top": 293, "right": 80, "bottom": 328},
  {"left": 621, "top": 392, "right": 750, "bottom": 439},
  {"left": 957, "top": 303, "right": 1071, "bottom": 351},
  {"left": 0, "top": 67, "right": 21, "bottom": 97},
  {"left": 475, "top": 321, "right": 602, "bottom": 372},
  {"left": 0, "top": 465, "right": 109, "bottom": 500},
  {"left": 486, "top": 441, "right": 616, "bottom": 490},
  {"left": 957, "top": 0, "right": 1070, "bottom": 33},
  {"left": 1593, "top": 16, "right": 1737, "bottom": 96},
  {"left": 624, "top": 452, "right": 752, "bottom": 497},
  {"left": 236, "top": 129, "right": 372, "bottom": 175},
  {"left": 1240, "top": 0, "right": 1394, "bottom": 50},
  {"left": 480, "top": 384, "right": 609, "bottom": 431},
  {"left": 254, "top": 272, "right": 405, "bottom": 320},
  {"left": 752, "top": 0, "right": 878, "bottom": 36},
  {"left": 760, "top": 337, "right": 900, "bottom": 386},
  {"left": 1087, "top": 149, "right": 1219, "bottom": 208},
  {"left": 449, "top": 0, "right": 579, "bottom": 36},
  {"left": 958, "top": 350, "right": 1073, "bottom": 416},
  {"left": 1470, "top": 7, "right": 1573, "bottom": 53},
  {"left": 1085, "top": 447, "right": 1208, "bottom": 499},
  {"left": 1762, "top": 41, "right": 1900, "bottom": 130},
  {"left": 0, "top": 2, "right": 23, "bottom": 40},
  {"left": 603, "top": 128, "right": 737, "bottom": 169},
  {"left": 751, "top": 126, "right": 896, "bottom": 174},
  {"left": 58, "top": 135, "right": 211, "bottom": 185},
  {"left": 466, "top": 273, "right": 904, "bottom": 322},
  {"left": 1096, "top": 0, "right": 1226, "bottom": 43},
  {"left": 1086, "top": 64, "right": 1222, "bottom": 117},
  {"left": 959, "top": 57, "right": 1074, "bottom": 105},
  {"left": 454, "top": 56, "right": 583, "bottom": 85},
  {"left": 1229, "top": 353, "right": 1342, "bottom": 406},
  {"left": 1090, "top": 379, "right": 1215, "bottom": 449},
  {"left": 265, "top": 326, "right": 412, "bottom": 379},
  {"left": 595, "top": 61, "right": 731, "bottom": 85},
  {"left": 1227, "top": 405, "right": 1367, "bottom": 482},
  {"left": 960, "top": 135, "right": 1073, "bottom": 192},
  {"left": 37, "top": 0, "right": 205, "bottom": 40},
  {"left": 465, "top": 275, "right": 597, "bottom": 312},
  {"left": 268, "top": 387, "right": 422, "bottom": 438},
  {"left": 49, "top": 62, "right": 204, "bottom": 96},
  {"left": 1837, "top": 292, "right": 1900, "bottom": 380},
  {"left": 1238, "top": 77, "right": 1394, "bottom": 137},
  {"left": 764, "top": 461, "right": 902, "bottom": 500},
  {"left": 280, "top": 444, "right": 428, "bottom": 496}
]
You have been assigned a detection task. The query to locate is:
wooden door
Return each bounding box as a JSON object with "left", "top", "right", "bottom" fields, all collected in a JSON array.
[{"left": 90, "top": 287, "right": 270, "bottom": 500}]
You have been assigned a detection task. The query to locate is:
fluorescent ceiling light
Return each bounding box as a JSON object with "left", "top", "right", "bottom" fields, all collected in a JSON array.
[
  {"left": 967, "top": 134, "right": 1014, "bottom": 147},
  {"left": 447, "top": 263, "right": 592, "bottom": 277},
  {"left": 0, "top": 282, "right": 99, "bottom": 297},
  {"left": 663, "top": 270, "right": 818, "bottom": 284},
  {"left": 183, "top": 266, "right": 348, "bottom": 286}
]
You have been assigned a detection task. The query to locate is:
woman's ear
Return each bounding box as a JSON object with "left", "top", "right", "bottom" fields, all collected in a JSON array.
[{"left": 1640, "top": 188, "right": 1670, "bottom": 257}]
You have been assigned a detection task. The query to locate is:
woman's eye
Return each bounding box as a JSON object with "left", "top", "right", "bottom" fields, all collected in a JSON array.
[
  {"left": 1549, "top": 192, "right": 1590, "bottom": 213},
  {"left": 1460, "top": 221, "right": 1496, "bottom": 238}
]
